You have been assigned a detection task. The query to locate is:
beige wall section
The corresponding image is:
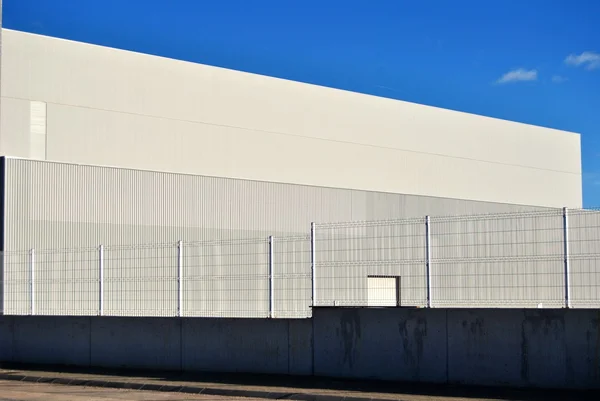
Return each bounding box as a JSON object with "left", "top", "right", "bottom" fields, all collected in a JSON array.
[
  {"left": 29, "top": 101, "right": 47, "bottom": 160},
  {"left": 0, "top": 97, "right": 29, "bottom": 156},
  {"left": 0, "top": 29, "right": 583, "bottom": 208}
]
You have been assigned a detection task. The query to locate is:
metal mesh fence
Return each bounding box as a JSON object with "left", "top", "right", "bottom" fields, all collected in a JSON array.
[
  {"left": 0, "top": 236, "right": 313, "bottom": 318},
  {"left": 104, "top": 244, "right": 178, "bottom": 317},
  {"left": 182, "top": 238, "right": 270, "bottom": 318},
  {"left": 430, "top": 210, "right": 565, "bottom": 308},
  {"left": 313, "top": 219, "right": 426, "bottom": 307},
  {"left": 567, "top": 209, "right": 600, "bottom": 308},
  {"left": 312, "top": 209, "right": 599, "bottom": 309},
  {"left": 1, "top": 208, "right": 600, "bottom": 317},
  {"left": 271, "top": 235, "right": 312, "bottom": 318}
]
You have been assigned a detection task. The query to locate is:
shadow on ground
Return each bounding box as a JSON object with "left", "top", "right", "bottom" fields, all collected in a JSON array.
[{"left": 0, "top": 362, "right": 597, "bottom": 401}]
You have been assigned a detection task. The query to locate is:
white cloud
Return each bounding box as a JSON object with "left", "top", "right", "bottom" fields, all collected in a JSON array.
[
  {"left": 496, "top": 68, "right": 538, "bottom": 84},
  {"left": 565, "top": 51, "right": 600, "bottom": 70},
  {"left": 552, "top": 75, "right": 568, "bottom": 83}
]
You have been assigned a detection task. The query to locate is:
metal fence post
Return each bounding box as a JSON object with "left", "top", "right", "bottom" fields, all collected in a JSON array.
[
  {"left": 311, "top": 222, "right": 317, "bottom": 308},
  {"left": 269, "top": 236, "right": 275, "bottom": 318},
  {"left": 563, "top": 207, "right": 570, "bottom": 309},
  {"left": 425, "top": 216, "right": 432, "bottom": 308},
  {"left": 30, "top": 248, "right": 35, "bottom": 315},
  {"left": 177, "top": 240, "right": 183, "bottom": 317},
  {"left": 99, "top": 245, "right": 104, "bottom": 316}
]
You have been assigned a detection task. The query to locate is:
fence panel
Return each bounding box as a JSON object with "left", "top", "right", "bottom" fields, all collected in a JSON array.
[
  {"left": 568, "top": 209, "right": 600, "bottom": 308},
  {"left": 2, "top": 251, "right": 33, "bottom": 315},
  {"left": 430, "top": 211, "right": 565, "bottom": 308},
  {"left": 314, "top": 219, "right": 426, "bottom": 307},
  {"left": 34, "top": 248, "right": 99, "bottom": 316},
  {"left": 103, "top": 244, "right": 178, "bottom": 317},
  {"left": 182, "top": 238, "right": 270, "bottom": 318},
  {"left": 272, "top": 235, "right": 312, "bottom": 318},
  {"left": 3, "top": 208, "right": 600, "bottom": 316}
]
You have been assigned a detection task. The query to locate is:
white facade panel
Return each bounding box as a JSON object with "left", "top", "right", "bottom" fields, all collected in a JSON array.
[
  {"left": 367, "top": 277, "right": 399, "bottom": 307},
  {"left": 0, "top": 97, "right": 29, "bottom": 157},
  {"left": 29, "top": 100, "right": 47, "bottom": 160},
  {"left": 0, "top": 29, "right": 582, "bottom": 208}
]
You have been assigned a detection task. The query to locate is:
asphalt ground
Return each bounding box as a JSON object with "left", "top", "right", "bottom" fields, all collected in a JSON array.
[
  {"left": 0, "top": 379, "right": 265, "bottom": 401},
  {"left": 0, "top": 364, "right": 597, "bottom": 401}
]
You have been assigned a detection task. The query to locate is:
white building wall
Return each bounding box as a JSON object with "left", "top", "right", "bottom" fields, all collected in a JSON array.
[{"left": 0, "top": 29, "right": 582, "bottom": 208}]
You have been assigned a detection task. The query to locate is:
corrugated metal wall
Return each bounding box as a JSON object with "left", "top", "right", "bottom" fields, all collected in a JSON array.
[
  {"left": 5, "top": 158, "right": 581, "bottom": 317},
  {"left": 3, "top": 158, "right": 549, "bottom": 251}
]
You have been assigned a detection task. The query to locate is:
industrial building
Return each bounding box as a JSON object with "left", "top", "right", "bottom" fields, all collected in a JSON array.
[
  {"left": 0, "top": 28, "right": 588, "bottom": 317},
  {"left": 1, "top": 9, "right": 599, "bottom": 393},
  {"left": 0, "top": 28, "right": 582, "bottom": 211}
]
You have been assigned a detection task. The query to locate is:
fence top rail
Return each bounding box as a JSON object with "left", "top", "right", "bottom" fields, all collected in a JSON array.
[
  {"left": 1, "top": 236, "right": 277, "bottom": 255},
  {"left": 568, "top": 208, "right": 600, "bottom": 215},
  {"left": 431, "top": 209, "right": 564, "bottom": 222},
  {"left": 185, "top": 238, "right": 269, "bottom": 247},
  {"left": 271, "top": 235, "right": 311, "bottom": 242},
  {"left": 315, "top": 217, "right": 425, "bottom": 229},
  {"left": 314, "top": 209, "right": 577, "bottom": 228}
]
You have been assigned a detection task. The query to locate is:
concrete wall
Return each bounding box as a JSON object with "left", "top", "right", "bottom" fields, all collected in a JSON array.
[
  {"left": 0, "top": 316, "right": 313, "bottom": 376},
  {"left": 1, "top": 308, "right": 599, "bottom": 389},
  {"left": 0, "top": 29, "right": 582, "bottom": 208},
  {"left": 313, "top": 308, "right": 600, "bottom": 389}
]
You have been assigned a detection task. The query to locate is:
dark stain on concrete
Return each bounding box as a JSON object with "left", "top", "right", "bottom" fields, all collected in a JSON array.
[
  {"left": 336, "top": 309, "right": 361, "bottom": 369},
  {"left": 398, "top": 312, "right": 428, "bottom": 379},
  {"left": 594, "top": 312, "right": 600, "bottom": 381},
  {"left": 463, "top": 313, "right": 486, "bottom": 363},
  {"left": 469, "top": 317, "right": 484, "bottom": 337},
  {"left": 521, "top": 318, "right": 529, "bottom": 382},
  {"left": 521, "top": 310, "right": 566, "bottom": 384}
]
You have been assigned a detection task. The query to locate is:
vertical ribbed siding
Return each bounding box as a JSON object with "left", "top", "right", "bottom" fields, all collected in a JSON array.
[{"left": 4, "top": 158, "right": 550, "bottom": 252}]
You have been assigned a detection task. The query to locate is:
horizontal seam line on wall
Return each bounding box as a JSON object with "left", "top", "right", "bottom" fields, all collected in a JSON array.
[{"left": 1, "top": 95, "right": 581, "bottom": 176}]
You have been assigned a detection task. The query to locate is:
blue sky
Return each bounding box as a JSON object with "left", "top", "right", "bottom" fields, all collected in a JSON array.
[{"left": 4, "top": 0, "right": 600, "bottom": 206}]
